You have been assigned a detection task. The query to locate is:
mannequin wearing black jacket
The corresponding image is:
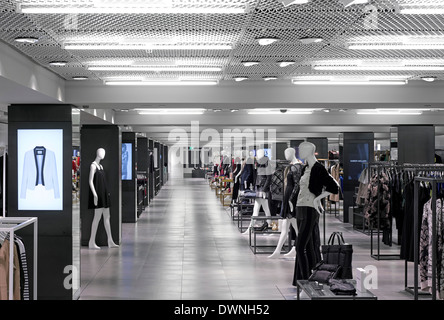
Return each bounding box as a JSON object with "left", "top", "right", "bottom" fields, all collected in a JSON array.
[{"left": 293, "top": 142, "right": 339, "bottom": 285}]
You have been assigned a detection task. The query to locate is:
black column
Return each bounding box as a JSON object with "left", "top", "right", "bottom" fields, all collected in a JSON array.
[
  {"left": 397, "top": 125, "right": 435, "bottom": 164},
  {"left": 8, "top": 104, "right": 73, "bottom": 300},
  {"left": 80, "top": 125, "right": 122, "bottom": 246},
  {"left": 137, "top": 137, "right": 149, "bottom": 206},
  {"left": 148, "top": 139, "right": 154, "bottom": 201},
  {"left": 307, "top": 138, "right": 329, "bottom": 160},
  {"left": 122, "top": 132, "right": 137, "bottom": 223},
  {"left": 342, "top": 132, "right": 374, "bottom": 224}
]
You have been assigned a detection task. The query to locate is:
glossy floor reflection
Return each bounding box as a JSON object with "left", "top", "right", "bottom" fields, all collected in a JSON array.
[{"left": 78, "top": 178, "right": 417, "bottom": 300}]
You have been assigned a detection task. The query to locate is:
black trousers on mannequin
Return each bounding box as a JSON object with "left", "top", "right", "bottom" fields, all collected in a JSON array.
[{"left": 292, "top": 206, "right": 321, "bottom": 285}]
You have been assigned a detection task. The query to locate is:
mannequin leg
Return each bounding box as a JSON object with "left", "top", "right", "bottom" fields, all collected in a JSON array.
[
  {"left": 242, "top": 199, "right": 262, "bottom": 235},
  {"left": 89, "top": 209, "right": 103, "bottom": 250},
  {"left": 260, "top": 198, "right": 272, "bottom": 225},
  {"left": 103, "top": 208, "right": 119, "bottom": 248},
  {"left": 268, "top": 219, "right": 290, "bottom": 258},
  {"left": 284, "top": 219, "right": 298, "bottom": 258}
]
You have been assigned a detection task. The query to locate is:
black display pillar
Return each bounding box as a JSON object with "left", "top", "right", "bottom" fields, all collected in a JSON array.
[
  {"left": 163, "top": 144, "right": 169, "bottom": 184},
  {"left": 8, "top": 104, "right": 73, "bottom": 300},
  {"left": 137, "top": 137, "right": 149, "bottom": 206},
  {"left": 148, "top": 139, "right": 154, "bottom": 201},
  {"left": 307, "top": 138, "right": 329, "bottom": 160},
  {"left": 80, "top": 125, "right": 122, "bottom": 246},
  {"left": 397, "top": 125, "right": 435, "bottom": 164},
  {"left": 342, "top": 132, "right": 374, "bottom": 223},
  {"left": 122, "top": 132, "right": 137, "bottom": 223},
  {"left": 274, "top": 142, "right": 288, "bottom": 160}
]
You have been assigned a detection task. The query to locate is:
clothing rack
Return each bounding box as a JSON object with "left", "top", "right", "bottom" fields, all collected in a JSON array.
[
  {"left": 0, "top": 217, "right": 38, "bottom": 300},
  {"left": 368, "top": 162, "right": 402, "bottom": 260},
  {"left": 411, "top": 176, "right": 444, "bottom": 300}
]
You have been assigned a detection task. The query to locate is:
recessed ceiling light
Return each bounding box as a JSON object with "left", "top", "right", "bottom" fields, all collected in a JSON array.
[
  {"left": 263, "top": 76, "right": 278, "bottom": 81},
  {"left": 323, "top": 109, "right": 331, "bottom": 113},
  {"left": 234, "top": 76, "right": 249, "bottom": 82},
  {"left": 277, "top": 0, "right": 311, "bottom": 6},
  {"left": 421, "top": 76, "right": 437, "bottom": 82},
  {"left": 231, "top": 109, "right": 239, "bottom": 112},
  {"left": 214, "top": 109, "right": 223, "bottom": 112},
  {"left": 242, "top": 61, "right": 260, "bottom": 67},
  {"left": 14, "top": 37, "right": 39, "bottom": 44},
  {"left": 277, "top": 61, "right": 296, "bottom": 67},
  {"left": 49, "top": 61, "right": 68, "bottom": 66},
  {"left": 72, "top": 76, "right": 88, "bottom": 80},
  {"left": 256, "top": 37, "right": 280, "bottom": 46},
  {"left": 338, "top": 0, "right": 369, "bottom": 7},
  {"left": 299, "top": 37, "right": 324, "bottom": 45}
]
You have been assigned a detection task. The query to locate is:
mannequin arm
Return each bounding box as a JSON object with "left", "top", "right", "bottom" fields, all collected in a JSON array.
[
  {"left": 313, "top": 191, "right": 332, "bottom": 214},
  {"left": 89, "top": 164, "right": 98, "bottom": 206}
]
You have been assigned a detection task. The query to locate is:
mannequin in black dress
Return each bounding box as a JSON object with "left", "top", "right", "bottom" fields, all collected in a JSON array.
[
  {"left": 268, "top": 148, "right": 302, "bottom": 259},
  {"left": 88, "top": 148, "right": 118, "bottom": 249}
]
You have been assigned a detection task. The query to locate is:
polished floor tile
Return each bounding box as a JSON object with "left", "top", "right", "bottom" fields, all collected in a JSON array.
[{"left": 78, "top": 178, "right": 421, "bottom": 300}]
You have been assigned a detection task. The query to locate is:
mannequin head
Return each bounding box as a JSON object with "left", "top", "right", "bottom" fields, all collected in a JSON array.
[
  {"left": 256, "top": 149, "right": 265, "bottom": 159},
  {"left": 96, "top": 148, "right": 106, "bottom": 160},
  {"left": 298, "top": 142, "right": 315, "bottom": 160},
  {"left": 249, "top": 150, "right": 254, "bottom": 157},
  {"left": 284, "top": 147, "right": 296, "bottom": 161}
]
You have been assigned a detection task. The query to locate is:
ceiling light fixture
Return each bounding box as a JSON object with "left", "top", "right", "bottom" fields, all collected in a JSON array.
[
  {"left": 277, "top": 0, "right": 311, "bottom": 6},
  {"left": 63, "top": 43, "right": 233, "bottom": 51},
  {"left": 399, "top": 5, "right": 444, "bottom": 15},
  {"left": 105, "top": 80, "right": 218, "bottom": 86},
  {"left": 356, "top": 109, "right": 428, "bottom": 115},
  {"left": 49, "top": 61, "right": 68, "bottom": 66},
  {"left": 263, "top": 76, "right": 278, "bottom": 81},
  {"left": 72, "top": 76, "right": 89, "bottom": 80},
  {"left": 256, "top": 37, "right": 280, "bottom": 46},
  {"left": 313, "top": 65, "right": 444, "bottom": 71},
  {"left": 88, "top": 66, "right": 222, "bottom": 72},
  {"left": 14, "top": 37, "right": 39, "bottom": 44},
  {"left": 234, "top": 77, "right": 249, "bottom": 82},
  {"left": 137, "top": 108, "right": 206, "bottom": 115},
  {"left": 231, "top": 109, "right": 239, "bottom": 112},
  {"left": 299, "top": 37, "right": 323, "bottom": 45},
  {"left": 421, "top": 76, "right": 438, "bottom": 82},
  {"left": 292, "top": 79, "right": 408, "bottom": 85},
  {"left": 348, "top": 43, "right": 444, "bottom": 50},
  {"left": 278, "top": 61, "right": 296, "bottom": 67},
  {"left": 242, "top": 61, "right": 260, "bottom": 67},
  {"left": 248, "top": 108, "right": 314, "bottom": 115},
  {"left": 338, "top": 0, "right": 369, "bottom": 7}
]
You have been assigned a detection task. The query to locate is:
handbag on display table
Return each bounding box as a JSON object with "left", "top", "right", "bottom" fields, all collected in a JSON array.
[{"left": 321, "top": 232, "right": 353, "bottom": 279}]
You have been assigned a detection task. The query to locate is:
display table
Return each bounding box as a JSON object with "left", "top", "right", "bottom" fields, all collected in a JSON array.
[
  {"left": 296, "top": 280, "right": 377, "bottom": 300},
  {"left": 248, "top": 216, "right": 290, "bottom": 254}
]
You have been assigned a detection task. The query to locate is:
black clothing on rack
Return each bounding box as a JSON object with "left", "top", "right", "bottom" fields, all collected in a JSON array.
[{"left": 280, "top": 163, "right": 302, "bottom": 219}]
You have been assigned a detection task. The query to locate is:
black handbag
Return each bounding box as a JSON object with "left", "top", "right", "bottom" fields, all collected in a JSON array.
[
  {"left": 308, "top": 261, "right": 342, "bottom": 284},
  {"left": 321, "top": 232, "right": 353, "bottom": 279}
]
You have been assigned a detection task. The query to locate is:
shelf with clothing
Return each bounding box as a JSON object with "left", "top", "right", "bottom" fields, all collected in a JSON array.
[{"left": 0, "top": 217, "right": 37, "bottom": 300}]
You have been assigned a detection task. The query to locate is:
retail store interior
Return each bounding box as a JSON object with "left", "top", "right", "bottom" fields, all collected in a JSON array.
[{"left": 1, "top": 0, "right": 444, "bottom": 301}]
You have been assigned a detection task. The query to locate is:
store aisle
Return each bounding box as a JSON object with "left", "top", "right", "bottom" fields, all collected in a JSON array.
[{"left": 78, "top": 178, "right": 414, "bottom": 300}]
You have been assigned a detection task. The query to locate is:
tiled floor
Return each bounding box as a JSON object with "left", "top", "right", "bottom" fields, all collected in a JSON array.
[{"left": 78, "top": 178, "right": 421, "bottom": 300}]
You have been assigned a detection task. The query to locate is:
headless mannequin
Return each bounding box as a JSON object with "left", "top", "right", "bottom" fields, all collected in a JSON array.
[
  {"left": 268, "top": 148, "right": 302, "bottom": 259},
  {"left": 293, "top": 142, "right": 332, "bottom": 283},
  {"left": 242, "top": 149, "right": 272, "bottom": 235},
  {"left": 89, "top": 148, "right": 118, "bottom": 249}
]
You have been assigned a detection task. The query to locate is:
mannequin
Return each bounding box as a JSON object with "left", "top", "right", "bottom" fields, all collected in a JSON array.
[
  {"left": 88, "top": 148, "right": 118, "bottom": 249},
  {"left": 268, "top": 148, "right": 302, "bottom": 259},
  {"left": 231, "top": 150, "right": 242, "bottom": 204},
  {"left": 292, "top": 142, "right": 339, "bottom": 284},
  {"left": 243, "top": 149, "right": 273, "bottom": 235}
]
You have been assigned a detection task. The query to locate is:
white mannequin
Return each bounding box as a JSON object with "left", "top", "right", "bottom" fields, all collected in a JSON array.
[
  {"left": 88, "top": 148, "right": 118, "bottom": 250},
  {"left": 268, "top": 148, "right": 302, "bottom": 259},
  {"left": 242, "top": 149, "right": 272, "bottom": 235},
  {"left": 298, "top": 142, "right": 331, "bottom": 213}
]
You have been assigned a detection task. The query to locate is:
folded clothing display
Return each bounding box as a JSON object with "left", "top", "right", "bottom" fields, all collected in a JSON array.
[
  {"left": 239, "top": 190, "right": 256, "bottom": 198},
  {"left": 328, "top": 279, "right": 357, "bottom": 296}
]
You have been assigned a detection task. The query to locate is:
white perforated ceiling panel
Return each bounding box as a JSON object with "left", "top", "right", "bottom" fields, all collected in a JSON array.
[{"left": 1, "top": 0, "right": 444, "bottom": 82}]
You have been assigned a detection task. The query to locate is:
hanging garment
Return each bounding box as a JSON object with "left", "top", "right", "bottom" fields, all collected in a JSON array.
[
  {"left": 0, "top": 240, "right": 21, "bottom": 300},
  {"left": 356, "top": 168, "right": 370, "bottom": 206},
  {"left": 15, "top": 238, "right": 29, "bottom": 300},
  {"left": 88, "top": 163, "right": 111, "bottom": 209},
  {"left": 270, "top": 160, "right": 290, "bottom": 202},
  {"left": 240, "top": 161, "right": 254, "bottom": 191},
  {"left": 419, "top": 198, "right": 444, "bottom": 298},
  {"left": 20, "top": 146, "right": 60, "bottom": 199},
  {"left": 231, "top": 163, "right": 241, "bottom": 204},
  {"left": 329, "top": 164, "right": 341, "bottom": 202},
  {"left": 255, "top": 156, "right": 272, "bottom": 198},
  {"left": 364, "top": 172, "right": 391, "bottom": 232},
  {"left": 280, "top": 163, "right": 303, "bottom": 219}
]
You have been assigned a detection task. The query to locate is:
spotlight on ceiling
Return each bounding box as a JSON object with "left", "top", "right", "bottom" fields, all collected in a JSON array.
[
  {"left": 234, "top": 76, "right": 249, "bottom": 82},
  {"left": 256, "top": 37, "right": 280, "bottom": 46},
  {"left": 72, "top": 76, "right": 89, "bottom": 80},
  {"left": 421, "top": 76, "right": 437, "bottom": 82},
  {"left": 263, "top": 76, "right": 278, "bottom": 81},
  {"left": 278, "top": 61, "right": 296, "bottom": 67},
  {"left": 276, "top": 0, "right": 311, "bottom": 6},
  {"left": 299, "top": 37, "right": 324, "bottom": 45},
  {"left": 338, "top": 0, "right": 369, "bottom": 8},
  {"left": 14, "top": 37, "right": 39, "bottom": 44},
  {"left": 49, "top": 61, "right": 68, "bottom": 66},
  {"left": 241, "top": 61, "right": 260, "bottom": 67}
]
